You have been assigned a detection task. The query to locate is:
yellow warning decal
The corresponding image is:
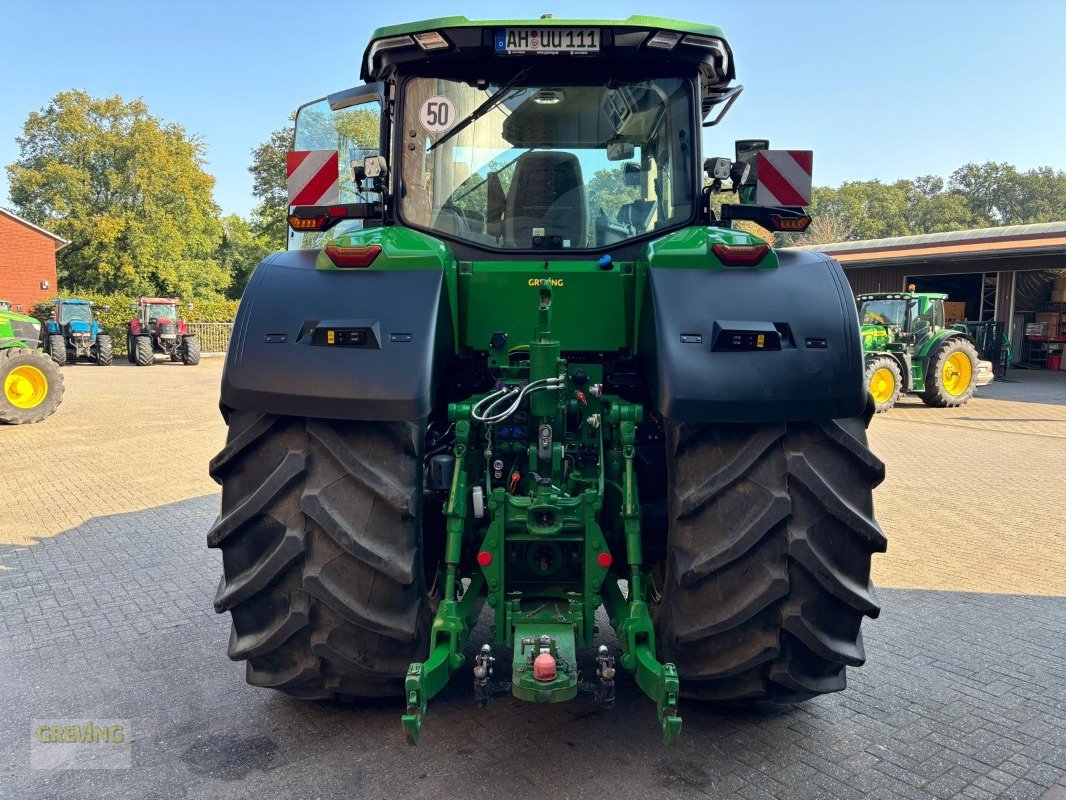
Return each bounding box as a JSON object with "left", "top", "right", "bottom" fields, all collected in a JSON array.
[
  {"left": 756, "top": 334, "right": 765, "bottom": 348},
  {"left": 327, "top": 330, "right": 335, "bottom": 344}
]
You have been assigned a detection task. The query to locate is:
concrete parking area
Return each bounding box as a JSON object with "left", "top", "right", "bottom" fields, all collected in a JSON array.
[{"left": 1, "top": 363, "right": 1063, "bottom": 799}]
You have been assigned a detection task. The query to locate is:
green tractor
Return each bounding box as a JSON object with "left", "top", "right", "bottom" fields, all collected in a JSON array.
[
  {"left": 210, "top": 16, "right": 886, "bottom": 746},
  {"left": 859, "top": 290, "right": 986, "bottom": 413},
  {"left": 1, "top": 303, "right": 64, "bottom": 424}
]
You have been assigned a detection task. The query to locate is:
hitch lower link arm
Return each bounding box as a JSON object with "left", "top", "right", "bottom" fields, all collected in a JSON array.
[
  {"left": 604, "top": 415, "right": 683, "bottom": 745},
  {"left": 402, "top": 421, "right": 484, "bottom": 745}
]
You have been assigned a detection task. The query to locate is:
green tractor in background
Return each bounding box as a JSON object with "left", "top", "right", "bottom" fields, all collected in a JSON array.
[
  {"left": 1, "top": 302, "right": 64, "bottom": 424},
  {"left": 209, "top": 15, "right": 887, "bottom": 746},
  {"left": 859, "top": 290, "right": 990, "bottom": 413}
]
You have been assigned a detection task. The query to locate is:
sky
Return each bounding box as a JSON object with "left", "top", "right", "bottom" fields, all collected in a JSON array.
[{"left": 1, "top": 0, "right": 1064, "bottom": 218}]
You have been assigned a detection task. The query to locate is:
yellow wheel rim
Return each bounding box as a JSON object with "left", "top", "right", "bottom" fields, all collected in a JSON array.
[
  {"left": 869, "top": 367, "right": 896, "bottom": 404},
  {"left": 4, "top": 364, "right": 49, "bottom": 409},
  {"left": 941, "top": 351, "right": 972, "bottom": 396}
]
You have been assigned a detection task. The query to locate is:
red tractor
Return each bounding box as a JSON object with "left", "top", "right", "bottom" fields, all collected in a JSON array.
[{"left": 126, "top": 297, "right": 200, "bottom": 366}]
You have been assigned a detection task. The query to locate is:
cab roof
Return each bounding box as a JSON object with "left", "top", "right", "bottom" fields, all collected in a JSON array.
[
  {"left": 370, "top": 15, "right": 725, "bottom": 40},
  {"left": 361, "top": 16, "right": 733, "bottom": 83},
  {"left": 58, "top": 298, "right": 92, "bottom": 305}
]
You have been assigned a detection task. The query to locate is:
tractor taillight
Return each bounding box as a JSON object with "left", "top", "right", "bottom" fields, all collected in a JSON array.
[
  {"left": 288, "top": 214, "right": 327, "bottom": 231},
  {"left": 711, "top": 243, "right": 769, "bottom": 267},
  {"left": 325, "top": 245, "right": 382, "bottom": 269}
]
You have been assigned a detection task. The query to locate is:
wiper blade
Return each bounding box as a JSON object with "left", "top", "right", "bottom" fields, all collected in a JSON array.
[{"left": 427, "top": 67, "right": 531, "bottom": 153}]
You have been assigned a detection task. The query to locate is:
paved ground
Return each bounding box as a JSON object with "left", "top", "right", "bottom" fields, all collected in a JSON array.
[{"left": 0, "top": 362, "right": 1063, "bottom": 799}]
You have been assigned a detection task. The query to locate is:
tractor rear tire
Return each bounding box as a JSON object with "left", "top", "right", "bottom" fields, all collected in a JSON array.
[
  {"left": 0, "top": 347, "right": 64, "bottom": 424},
  {"left": 134, "top": 335, "right": 154, "bottom": 366},
  {"left": 920, "top": 338, "right": 979, "bottom": 408},
  {"left": 95, "top": 335, "right": 113, "bottom": 366},
  {"left": 48, "top": 335, "right": 66, "bottom": 366},
  {"left": 653, "top": 414, "right": 886, "bottom": 703},
  {"left": 865, "top": 356, "right": 902, "bottom": 413},
  {"left": 181, "top": 335, "right": 201, "bottom": 366},
  {"left": 208, "top": 410, "right": 432, "bottom": 699}
]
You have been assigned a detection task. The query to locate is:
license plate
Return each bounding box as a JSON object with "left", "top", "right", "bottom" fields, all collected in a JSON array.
[{"left": 495, "top": 27, "right": 601, "bottom": 54}]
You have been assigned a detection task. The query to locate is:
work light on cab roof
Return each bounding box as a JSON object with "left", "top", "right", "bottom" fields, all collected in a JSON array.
[{"left": 214, "top": 13, "right": 884, "bottom": 753}]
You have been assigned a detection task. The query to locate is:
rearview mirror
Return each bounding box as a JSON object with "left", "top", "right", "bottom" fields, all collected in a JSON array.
[
  {"left": 606, "top": 137, "right": 635, "bottom": 162},
  {"left": 734, "top": 139, "right": 769, "bottom": 188}
]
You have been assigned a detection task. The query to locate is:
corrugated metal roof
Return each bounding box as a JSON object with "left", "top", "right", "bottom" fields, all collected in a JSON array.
[
  {"left": 0, "top": 208, "right": 70, "bottom": 250},
  {"left": 793, "top": 221, "right": 1066, "bottom": 254}
]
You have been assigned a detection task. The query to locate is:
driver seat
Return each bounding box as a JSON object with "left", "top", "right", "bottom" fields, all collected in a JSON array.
[{"left": 504, "top": 152, "right": 586, "bottom": 247}]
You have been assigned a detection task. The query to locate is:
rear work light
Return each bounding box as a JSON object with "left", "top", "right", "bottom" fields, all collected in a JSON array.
[
  {"left": 413, "top": 31, "right": 449, "bottom": 50},
  {"left": 646, "top": 31, "right": 682, "bottom": 49},
  {"left": 325, "top": 244, "right": 382, "bottom": 268},
  {"left": 711, "top": 243, "right": 770, "bottom": 267}
]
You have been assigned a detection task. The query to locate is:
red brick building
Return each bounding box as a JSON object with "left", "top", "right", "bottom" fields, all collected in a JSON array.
[{"left": 0, "top": 208, "right": 69, "bottom": 313}]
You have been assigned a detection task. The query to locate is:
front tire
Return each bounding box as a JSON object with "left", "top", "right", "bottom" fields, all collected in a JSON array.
[
  {"left": 0, "top": 347, "right": 65, "bottom": 424},
  {"left": 920, "top": 338, "right": 978, "bottom": 408},
  {"left": 208, "top": 410, "right": 432, "bottom": 698},
  {"left": 653, "top": 416, "right": 886, "bottom": 702},
  {"left": 134, "top": 335, "right": 154, "bottom": 366},
  {"left": 47, "top": 335, "right": 66, "bottom": 366},
  {"left": 865, "top": 356, "right": 902, "bottom": 413},
  {"left": 95, "top": 335, "right": 113, "bottom": 366},
  {"left": 180, "top": 334, "right": 201, "bottom": 366}
]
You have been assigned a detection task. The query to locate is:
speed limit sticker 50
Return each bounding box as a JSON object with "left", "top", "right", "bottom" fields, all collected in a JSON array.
[{"left": 420, "top": 96, "right": 456, "bottom": 133}]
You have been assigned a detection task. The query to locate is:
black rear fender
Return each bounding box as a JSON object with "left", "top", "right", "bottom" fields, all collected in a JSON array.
[
  {"left": 638, "top": 250, "right": 865, "bottom": 422},
  {"left": 221, "top": 250, "right": 454, "bottom": 421}
]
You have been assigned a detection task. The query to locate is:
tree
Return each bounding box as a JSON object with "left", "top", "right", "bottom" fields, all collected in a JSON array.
[
  {"left": 217, "top": 215, "right": 271, "bottom": 300},
  {"left": 249, "top": 124, "right": 292, "bottom": 248},
  {"left": 587, "top": 168, "right": 639, "bottom": 220},
  {"left": 948, "top": 162, "right": 1066, "bottom": 226},
  {"left": 7, "top": 90, "right": 227, "bottom": 299}
]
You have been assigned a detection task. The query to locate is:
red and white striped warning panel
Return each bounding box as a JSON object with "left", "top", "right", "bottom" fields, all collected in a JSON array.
[
  {"left": 286, "top": 150, "right": 340, "bottom": 207},
  {"left": 755, "top": 150, "right": 813, "bottom": 207}
]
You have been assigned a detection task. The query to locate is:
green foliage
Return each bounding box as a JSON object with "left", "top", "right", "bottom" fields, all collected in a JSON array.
[
  {"left": 218, "top": 215, "right": 271, "bottom": 300},
  {"left": 785, "top": 162, "right": 1066, "bottom": 246},
  {"left": 587, "top": 168, "right": 639, "bottom": 220},
  {"left": 7, "top": 91, "right": 228, "bottom": 299},
  {"left": 249, "top": 124, "right": 293, "bottom": 249}
]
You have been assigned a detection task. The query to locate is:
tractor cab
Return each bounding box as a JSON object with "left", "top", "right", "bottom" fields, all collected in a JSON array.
[
  {"left": 286, "top": 15, "right": 809, "bottom": 257},
  {"left": 858, "top": 291, "right": 947, "bottom": 353}
]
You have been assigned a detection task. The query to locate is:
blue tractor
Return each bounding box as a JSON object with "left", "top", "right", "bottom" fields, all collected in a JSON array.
[{"left": 43, "top": 299, "right": 113, "bottom": 366}]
